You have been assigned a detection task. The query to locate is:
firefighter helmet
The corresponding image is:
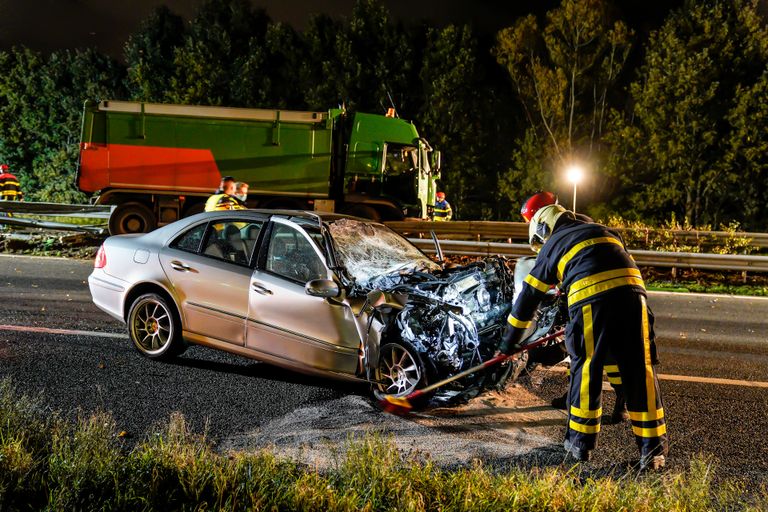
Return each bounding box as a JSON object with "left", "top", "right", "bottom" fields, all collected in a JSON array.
[
  {"left": 436, "top": 191, "right": 446, "bottom": 200},
  {"left": 0, "top": 164, "right": 8, "bottom": 172},
  {"left": 521, "top": 191, "right": 557, "bottom": 222},
  {"left": 529, "top": 204, "right": 570, "bottom": 252}
]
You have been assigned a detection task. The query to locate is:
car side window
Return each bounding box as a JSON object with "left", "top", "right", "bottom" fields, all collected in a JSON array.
[
  {"left": 265, "top": 223, "right": 326, "bottom": 283},
  {"left": 201, "top": 220, "right": 263, "bottom": 266},
  {"left": 170, "top": 223, "right": 206, "bottom": 253}
]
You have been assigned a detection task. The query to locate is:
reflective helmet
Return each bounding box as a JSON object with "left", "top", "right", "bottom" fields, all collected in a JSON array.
[
  {"left": 0, "top": 164, "right": 8, "bottom": 172},
  {"left": 520, "top": 191, "right": 557, "bottom": 222},
  {"left": 436, "top": 192, "right": 446, "bottom": 201},
  {"left": 528, "top": 204, "right": 570, "bottom": 252}
]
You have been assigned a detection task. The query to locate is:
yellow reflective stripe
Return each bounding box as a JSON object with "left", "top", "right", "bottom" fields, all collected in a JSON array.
[
  {"left": 568, "top": 269, "right": 645, "bottom": 306},
  {"left": 434, "top": 208, "right": 451, "bottom": 212},
  {"left": 605, "top": 365, "right": 619, "bottom": 374},
  {"left": 608, "top": 376, "right": 622, "bottom": 385},
  {"left": 557, "top": 236, "right": 624, "bottom": 280},
  {"left": 570, "top": 405, "right": 602, "bottom": 419},
  {"left": 507, "top": 315, "right": 532, "bottom": 329},
  {"left": 569, "top": 420, "right": 601, "bottom": 434},
  {"left": 580, "top": 304, "right": 594, "bottom": 412},
  {"left": 632, "top": 424, "right": 667, "bottom": 438},
  {"left": 628, "top": 408, "right": 665, "bottom": 422},
  {"left": 524, "top": 274, "right": 550, "bottom": 293},
  {"left": 641, "top": 296, "right": 657, "bottom": 416}
]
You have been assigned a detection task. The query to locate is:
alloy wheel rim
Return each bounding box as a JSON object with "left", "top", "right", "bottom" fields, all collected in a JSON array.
[
  {"left": 378, "top": 345, "right": 420, "bottom": 397},
  {"left": 132, "top": 299, "right": 172, "bottom": 353}
]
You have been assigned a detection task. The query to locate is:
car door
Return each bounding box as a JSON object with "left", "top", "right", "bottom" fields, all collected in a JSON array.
[
  {"left": 159, "top": 217, "right": 265, "bottom": 345},
  {"left": 246, "top": 218, "right": 361, "bottom": 375}
]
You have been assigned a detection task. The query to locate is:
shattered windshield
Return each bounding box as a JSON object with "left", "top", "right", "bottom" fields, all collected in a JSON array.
[{"left": 328, "top": 218, "right": 439, "bottom": 287}]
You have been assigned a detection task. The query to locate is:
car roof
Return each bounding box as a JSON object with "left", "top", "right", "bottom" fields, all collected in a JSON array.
[{"left": 198, "top": 209, "right": 379, "bottom": 225}]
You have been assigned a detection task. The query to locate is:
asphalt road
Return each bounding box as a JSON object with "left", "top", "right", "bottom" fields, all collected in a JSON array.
[{"left": 1, "top": 254, "right": 766, "bottom": 482}]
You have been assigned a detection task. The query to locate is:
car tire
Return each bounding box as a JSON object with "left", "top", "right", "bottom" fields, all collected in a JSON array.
[
  {"left": 373, "top": 341, "right": 428, "bottom": 401},
  {"left": 109, "top": 202, "right": 157, "bottom": 235},
  {"left": 127, "top": 293, "right": 186, "bottom": 360}
]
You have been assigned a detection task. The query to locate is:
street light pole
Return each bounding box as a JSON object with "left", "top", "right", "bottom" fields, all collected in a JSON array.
[{"left": 565, "top": 165, "right": 584, "bottom": 213}]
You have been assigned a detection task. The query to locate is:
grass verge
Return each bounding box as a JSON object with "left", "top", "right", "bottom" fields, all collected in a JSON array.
[{"left": 0, "top": 380, "right": 766, "bottom": 511}]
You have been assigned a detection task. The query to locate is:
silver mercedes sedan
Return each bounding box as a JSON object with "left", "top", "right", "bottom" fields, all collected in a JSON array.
[{"left": 89, "top": 210, "right": 563, "bottom": 403}]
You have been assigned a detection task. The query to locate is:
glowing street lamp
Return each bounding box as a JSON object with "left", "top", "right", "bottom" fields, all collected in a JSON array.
[{"left": 565, "top": 164, "right": 584, "bottom": 213}]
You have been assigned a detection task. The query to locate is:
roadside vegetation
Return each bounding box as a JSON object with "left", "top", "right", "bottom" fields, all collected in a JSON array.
[{"left": 0, "top": 380, "right": 765, "bottom": 511}]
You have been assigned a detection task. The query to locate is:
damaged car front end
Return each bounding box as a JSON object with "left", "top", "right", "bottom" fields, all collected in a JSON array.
[{"left": 325, "top": 218, "right": 565, "bottom": 406}]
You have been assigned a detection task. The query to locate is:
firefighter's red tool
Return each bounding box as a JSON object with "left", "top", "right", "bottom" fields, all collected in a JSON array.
[{"left": 379, "top": 329, "right": 565, "bottom": 414}]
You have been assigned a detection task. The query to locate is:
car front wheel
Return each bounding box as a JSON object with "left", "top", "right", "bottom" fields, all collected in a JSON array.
[
  {"left": 127, "top": 293, "right": 186, "bottom": 360},
  {"left": 374, "top": 342, "right": 427, "bottom": 399}
]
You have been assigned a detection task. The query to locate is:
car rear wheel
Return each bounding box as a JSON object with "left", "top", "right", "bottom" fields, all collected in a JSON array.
[
  {"left": 127, "top": 293, "right": 186, "bottom": 360},
  {"left": 374, "top": 342, "right": 427, "bottom": 399}
]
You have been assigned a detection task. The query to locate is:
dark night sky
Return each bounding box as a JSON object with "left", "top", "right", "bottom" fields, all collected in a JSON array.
[{"left": 0, "top": 0, "right": 681, "bottom": 58}]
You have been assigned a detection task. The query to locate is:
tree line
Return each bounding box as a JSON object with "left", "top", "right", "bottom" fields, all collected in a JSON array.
[{"left": 0, "top": 0, "right": 765, "bottom": 228}]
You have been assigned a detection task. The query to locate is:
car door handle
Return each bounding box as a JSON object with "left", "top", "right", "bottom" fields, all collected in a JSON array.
[
  {"left": 252, "top": 283, "right": 273, "bottom": 295},
  {"left": 170, "top": 260, "right": 193, "bottom": 272}
]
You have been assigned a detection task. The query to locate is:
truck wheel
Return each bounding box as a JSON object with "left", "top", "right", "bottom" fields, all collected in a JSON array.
[
  {"left": 109, "top": 202, "right": 157, "bottom": 235},
  {"left": 182, "top": 202, "right": 206, "bottom": 218},
  {"left": 343, "top": 204, "right": 381, "bottom": 222}
]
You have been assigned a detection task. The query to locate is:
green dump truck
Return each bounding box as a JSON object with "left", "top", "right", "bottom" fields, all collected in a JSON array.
[{"left": 78, "top": 100, "right": 440, "bottom": 234}]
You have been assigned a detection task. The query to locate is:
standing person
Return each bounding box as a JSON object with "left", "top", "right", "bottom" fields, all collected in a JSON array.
[
  {"left": 234, "top": 182, "right": 249, "bottom": 205},
  {"left": 520, "top": 192, "right": 629, "bottom": 423},
  {"left": 0, "top": 164, "right": 23, "bottom": 201},
  {"left": 433, "top": 191, "right": 453, "bottom": 221},
  {"left": 205, "top": 176, "right": 244, "bottom": 212},
  {"left": 500, "top": 204, "right": 667, "bottom": 470}
]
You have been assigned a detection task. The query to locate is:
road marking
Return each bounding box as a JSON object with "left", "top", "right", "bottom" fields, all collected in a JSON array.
[
  {"left": 648, "top": 290, "right": 768, "bottom": 301},
  {"left": 2, "top": 324, "right": 767, "bottom": 389},
  {"left": 0, "top": 324, "right": 126, "bottom": 339},
  {"left": 545, "top": 364, "right": 768, "bottom": 389}
]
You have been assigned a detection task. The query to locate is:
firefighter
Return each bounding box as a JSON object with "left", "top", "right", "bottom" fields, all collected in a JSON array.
[
  {"left": 520, "top": 192, "right": 629, "bottom": 423},
  {"left": 205, "top": 176, "right": 245, "bottom": 212},
  {"left": 500, "top": 203, "right": 667, "bottom": 470},
  {"left": 0, "top": 164, "right": 23, "bottom": 201},
  {"left": 433, "top": 192, "right": 453, "bottom": 221}
]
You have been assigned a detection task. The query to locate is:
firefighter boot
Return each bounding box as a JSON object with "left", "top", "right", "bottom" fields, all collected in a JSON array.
[
  {"left": 610, "top": 389, "right": 629, "bottom": 424},
  {"left": 551, "top": 391, "right": 568, "bottom": 410},
  {"left": 563, "top": 439, "right": 590, "bottom": 463}
]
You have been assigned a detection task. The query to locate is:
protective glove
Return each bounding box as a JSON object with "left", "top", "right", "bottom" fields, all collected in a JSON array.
[{"left": 498, "top": 324, "right": 525, "bottom": 356}]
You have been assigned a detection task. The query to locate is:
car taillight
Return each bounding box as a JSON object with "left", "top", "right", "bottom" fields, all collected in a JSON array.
[{"left": 94, "top": 245, "right": 107, "bottom": 268}]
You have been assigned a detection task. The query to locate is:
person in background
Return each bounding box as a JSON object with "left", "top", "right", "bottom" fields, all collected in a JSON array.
[
  {"left": 205, "top": 176, "right": 244, "bottom": 212},
  {"left": 0, "top": 164, "right": 23, "bottom": 201},
  {"left": 234, "top": 182, "right": 249, "bottom": 205},
  {"left": 433, "top": 191, "right": 453, "bottom": 221}
]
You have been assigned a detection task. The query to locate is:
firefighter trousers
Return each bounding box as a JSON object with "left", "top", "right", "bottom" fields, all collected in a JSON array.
[{"left": 565, "top": 289, "right": 667, "bottom": 457}]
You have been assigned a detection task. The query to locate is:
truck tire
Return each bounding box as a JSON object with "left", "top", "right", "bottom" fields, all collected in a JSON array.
[
  {"left": 109, "top": 202, "right": 157, "bottom": 235},
  {"left": 342, "top": 204, "right": 381, "bottom": 222},
  {"left": 182, "top": 201, "right": 206, "bottom": 218}
]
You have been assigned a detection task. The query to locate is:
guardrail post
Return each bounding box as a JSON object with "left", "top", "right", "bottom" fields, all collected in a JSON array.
[{"left": 742, "top": 270, "right": 748, "bottom": 284}]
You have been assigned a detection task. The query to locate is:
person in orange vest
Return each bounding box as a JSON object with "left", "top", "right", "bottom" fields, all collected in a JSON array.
[
  {"left": 432, "top": 191, "right": 452, "bottom": 221},
  {"left": 0, "top": 164, "right": 23, "bottom": 201}
]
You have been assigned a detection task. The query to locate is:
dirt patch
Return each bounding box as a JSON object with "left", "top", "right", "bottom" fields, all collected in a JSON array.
[{"left": 220, "top": 375, "right": 570, "bottom": 470}]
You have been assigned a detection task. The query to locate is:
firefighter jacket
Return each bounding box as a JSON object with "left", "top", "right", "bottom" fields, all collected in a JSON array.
[
  {"left": 0, "top": 172, "right": 22, "bottom": 201},
  {"left": 205, "top": 193, "right": 246, "bottom": 212},
  {"left": 506, "top": 216, "right": 644, "bottom": 341},
  {"left": 433, "top": 199, "right": 452, "bottom": 221}
]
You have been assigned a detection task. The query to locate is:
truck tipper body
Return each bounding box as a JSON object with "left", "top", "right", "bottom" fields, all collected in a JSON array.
[{"left": 78, "top": 100, "right": 440, "bottom": 234}]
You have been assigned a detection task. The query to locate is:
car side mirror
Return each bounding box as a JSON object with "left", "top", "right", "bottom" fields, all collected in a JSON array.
[{"left": 305, "top": 279, "right": 341, "bottom": 298}]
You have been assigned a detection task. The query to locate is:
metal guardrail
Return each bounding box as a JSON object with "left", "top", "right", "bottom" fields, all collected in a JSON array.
[
  {"left": 0, "top": 202, "right": 113, "bottom": 234},
  {"left": 408, "top": 239, "right": 768, "bottom": 273},
  {"left": 390, "top": 220, "right": 768, "bottom": 249},
  {"left": 0, "top": 202, "right": 113, "bottom": 218}
]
